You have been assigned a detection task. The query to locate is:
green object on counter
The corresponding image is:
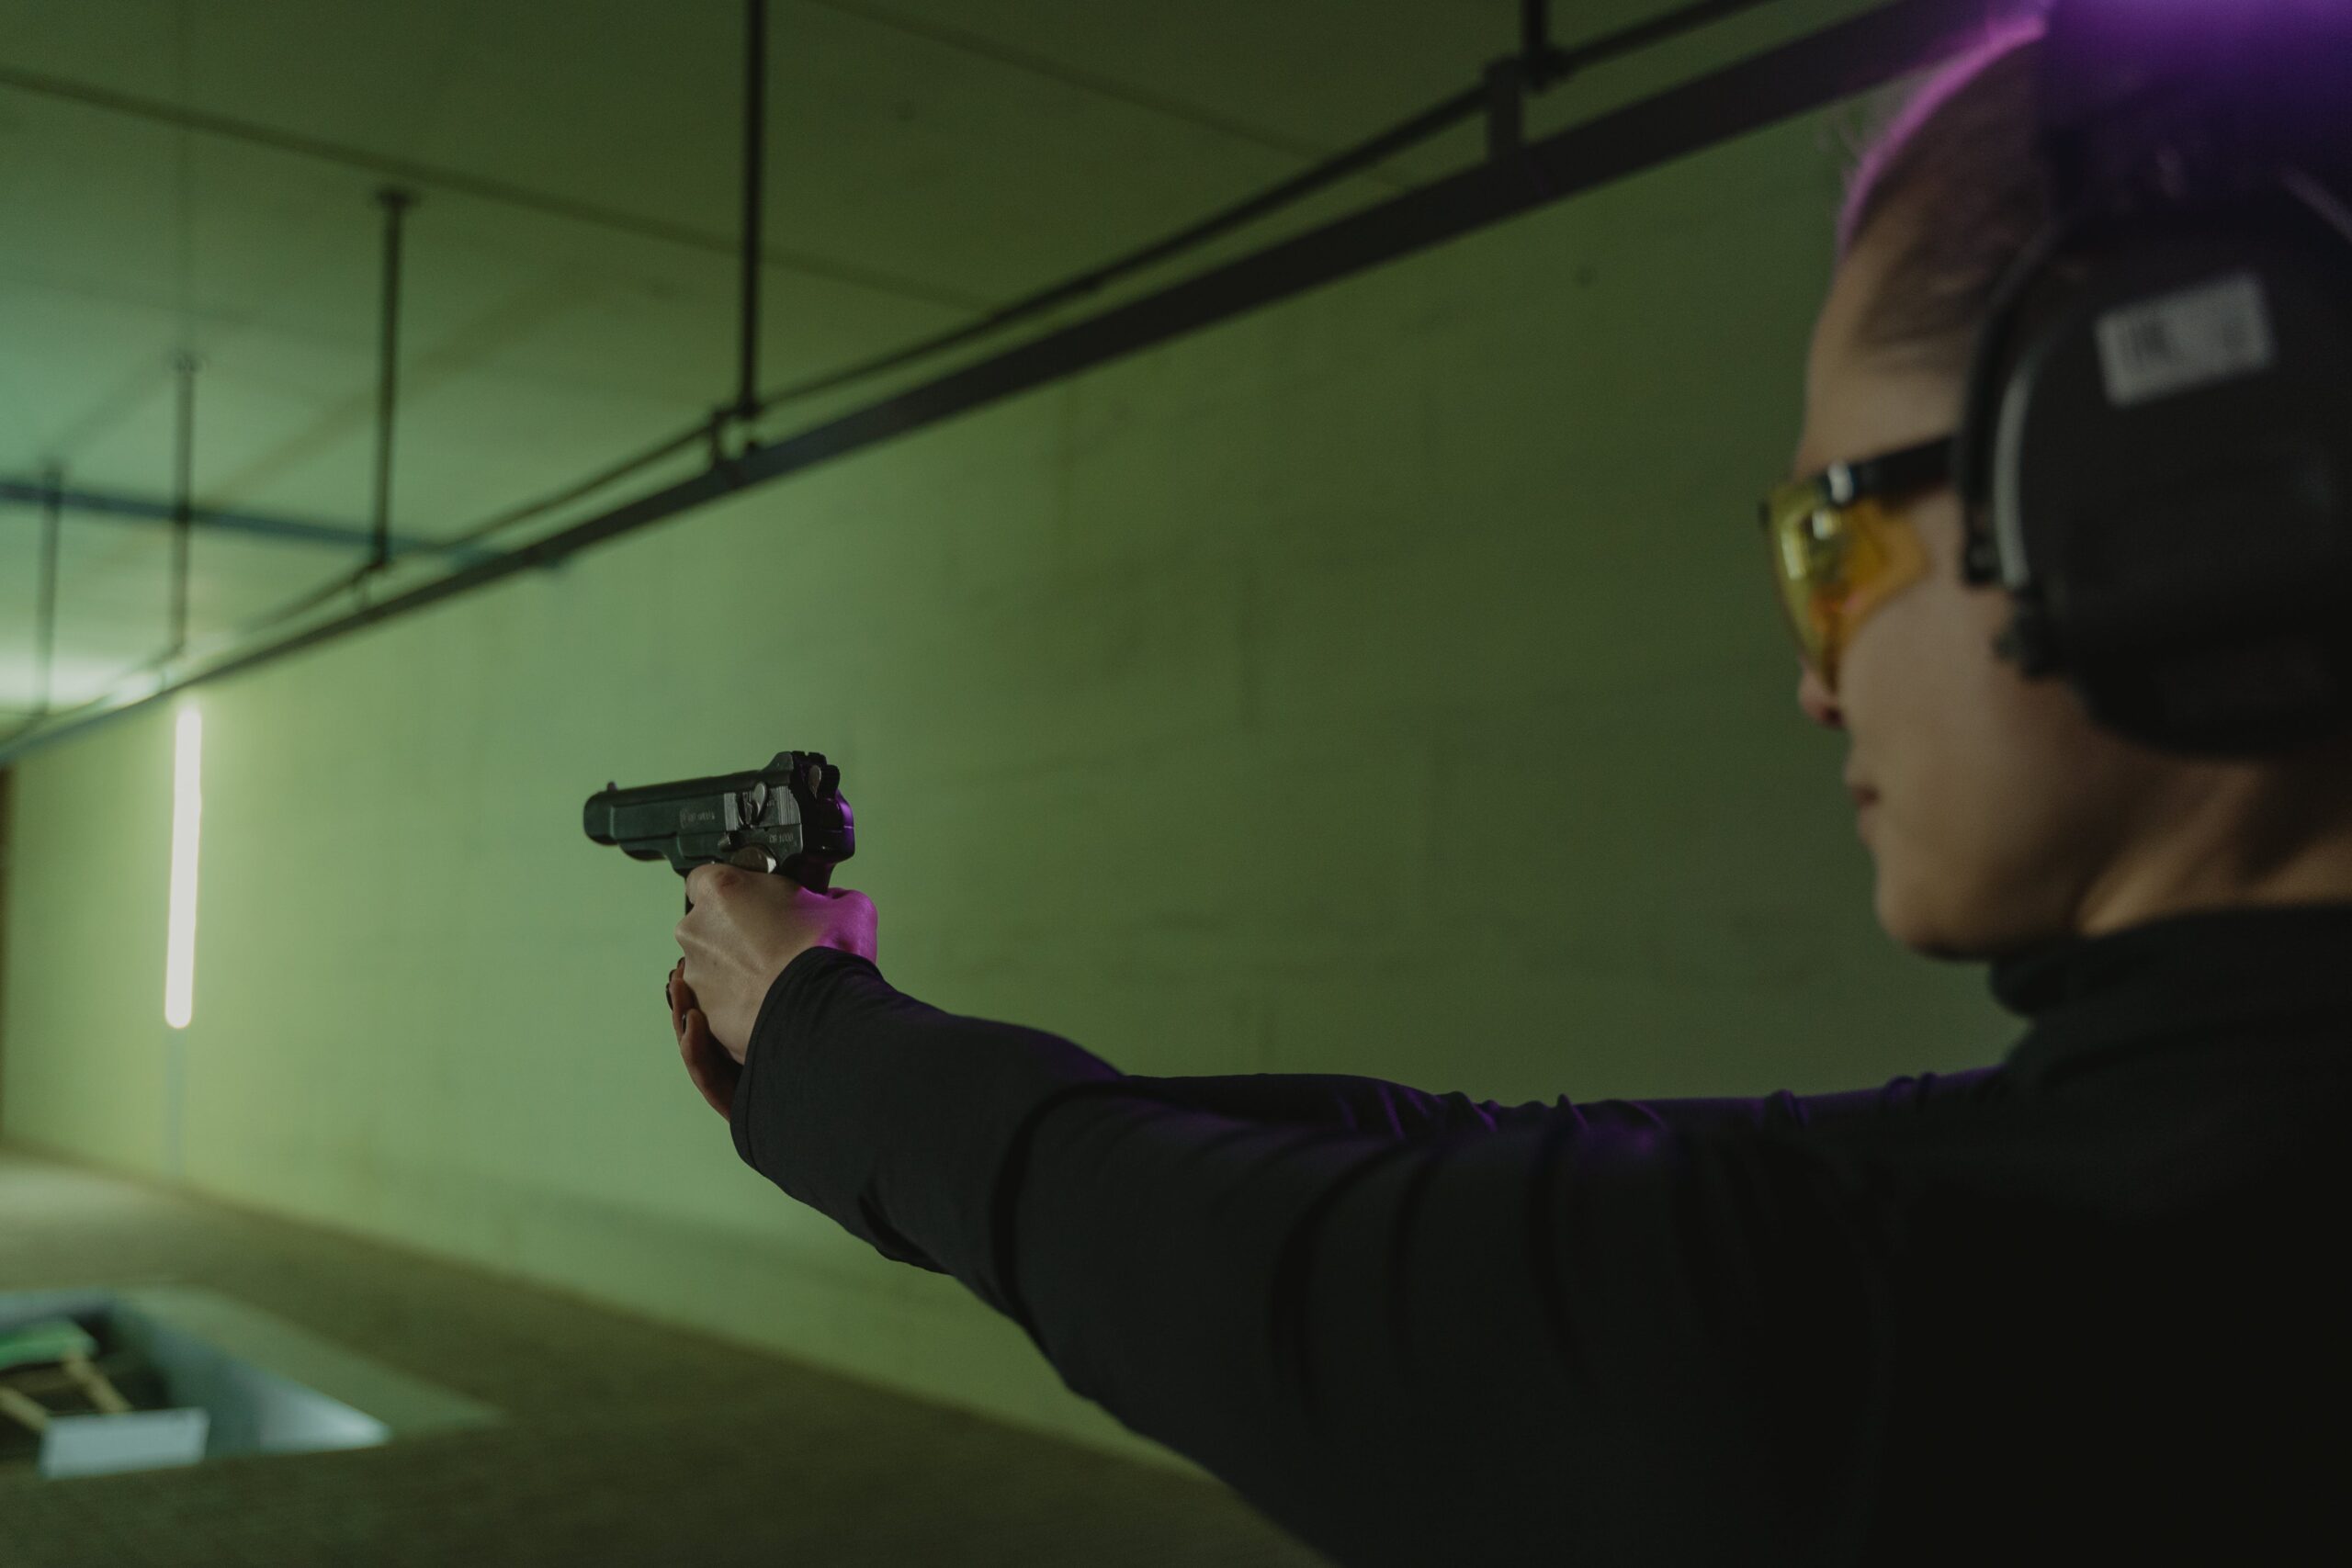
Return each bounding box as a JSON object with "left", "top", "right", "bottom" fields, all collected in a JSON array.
[{"left": 0, "top": 1317, "right": 99, "bottom": 1373}]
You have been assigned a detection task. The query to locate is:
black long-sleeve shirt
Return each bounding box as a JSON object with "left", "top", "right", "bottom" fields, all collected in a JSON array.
[{"left": 728, "top": 901, "right": 2352, "bottom": 1565}]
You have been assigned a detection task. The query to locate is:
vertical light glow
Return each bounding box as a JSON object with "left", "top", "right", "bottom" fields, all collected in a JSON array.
[{"left": 164, "top": 704, "right": 203, "bottom": 1030}]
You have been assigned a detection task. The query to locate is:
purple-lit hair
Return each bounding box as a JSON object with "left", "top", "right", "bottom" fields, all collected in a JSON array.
[
  {"left": 1832, "top": 12, "right": 2054, "bottom": 374},
  {"left": 1837, "top": 14, "right": 2051, "bottom": 264},
  {"left": 1836, "top": 2, "right": 2352, "bottom": 373}
]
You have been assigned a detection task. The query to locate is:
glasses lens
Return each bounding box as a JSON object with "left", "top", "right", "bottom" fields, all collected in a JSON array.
[
  {"left": 1760, "top": 483, "right": 1930, "bottom": 694},
  {"left": 1762, "top": 479, "right": 1843, "bottom": 682}
]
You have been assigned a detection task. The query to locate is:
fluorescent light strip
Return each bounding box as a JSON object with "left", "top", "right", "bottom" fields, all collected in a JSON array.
[{"left": 164, "top": 705, "right": 203, "bottom": 1029}]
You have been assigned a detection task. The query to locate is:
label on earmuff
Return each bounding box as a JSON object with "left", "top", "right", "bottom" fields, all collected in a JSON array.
[{"left": 2095, "top": 271, "right": 2277, "bottom": 409}]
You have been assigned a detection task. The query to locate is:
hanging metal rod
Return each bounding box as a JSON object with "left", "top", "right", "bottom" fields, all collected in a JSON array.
[
  {"left": 32, "top": 471, "right": 62, "bottom": 716},
  {"left": 368, "top": 186, "right": 418, "bottom": 577},
  {"left": 736, "top": 0, "right": 770, "bottom": 423},
  {"left": 166, "top": 353, "right": 198, "bottom": 660},
  {"left": 0, "top": 473, "right": 65, "bottom": 748},
  {"left": 0, "top": 0, "right": 2012, "bottom": 769}
]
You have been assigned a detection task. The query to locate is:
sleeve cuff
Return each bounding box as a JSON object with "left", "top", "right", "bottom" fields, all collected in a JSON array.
[{"left": 727, "top": 944, "right": 1127, "bottom": 1318}]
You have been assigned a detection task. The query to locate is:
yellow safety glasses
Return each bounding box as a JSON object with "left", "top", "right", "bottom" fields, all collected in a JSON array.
[{"left": 1757, "top": 435, "right": 1955, "bottom": 693}]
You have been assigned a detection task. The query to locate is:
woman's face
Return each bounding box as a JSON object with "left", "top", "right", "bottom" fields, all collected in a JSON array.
[{"left": 1793, "top": 214, "right": 2196, "bottom": 959}]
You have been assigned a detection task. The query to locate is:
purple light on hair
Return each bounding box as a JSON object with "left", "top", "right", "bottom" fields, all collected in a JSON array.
[{"left": 1836, "top": 14, "right": 2049, "bottom": 263}]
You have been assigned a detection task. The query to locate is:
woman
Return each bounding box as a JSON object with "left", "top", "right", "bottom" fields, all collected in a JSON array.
[
  {"left": 1781, "top": 13, "right": 2352, "bottom": 957},
  {"left": 671, "top": 8, "right": 2352, "bottom": 1564}
]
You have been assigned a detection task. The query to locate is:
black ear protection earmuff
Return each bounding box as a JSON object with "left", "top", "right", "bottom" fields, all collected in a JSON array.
[{"left": 1951, "top": 0, "right": 2352, "bottom": 757}]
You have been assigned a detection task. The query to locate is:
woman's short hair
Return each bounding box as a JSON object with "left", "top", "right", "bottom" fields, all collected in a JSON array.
[{"left": 1834, "top": 17, "right": 2052, "bottom": 378}]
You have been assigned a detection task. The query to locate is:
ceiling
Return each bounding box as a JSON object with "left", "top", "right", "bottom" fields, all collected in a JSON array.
[{"left": 0, "top": 0, "right": 1880, "bottom": 721}]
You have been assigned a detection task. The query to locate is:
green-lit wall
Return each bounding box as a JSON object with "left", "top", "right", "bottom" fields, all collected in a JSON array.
[{"left": 0, "top": 107, "right": 2010, "bottom": 1478}]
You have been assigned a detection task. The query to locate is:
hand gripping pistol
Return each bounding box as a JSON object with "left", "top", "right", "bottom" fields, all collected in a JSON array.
[{"left": 584, "top": 750, "right": 855, "bottom": 914}]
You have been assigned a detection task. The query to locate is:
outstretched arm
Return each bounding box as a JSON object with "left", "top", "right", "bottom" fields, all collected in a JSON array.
[{"left": 727, "top": 948, "right": 1890, "bottom": 1566}]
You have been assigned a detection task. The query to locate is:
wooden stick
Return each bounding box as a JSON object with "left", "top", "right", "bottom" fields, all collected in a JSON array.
[
  {"left": 0, "top": 1367, "right": 79, "bottom": 1399},
  {"left": 0, "top": 1385, "right": 49, "bottom": 1436},
  {"left": 61, "top": 1355, "right": 130, "bottom": 1415}
]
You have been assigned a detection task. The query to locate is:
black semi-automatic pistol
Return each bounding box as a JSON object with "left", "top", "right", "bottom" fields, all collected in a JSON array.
[{"left": 584, "top": 750, "right": 854, "bottom": 914}]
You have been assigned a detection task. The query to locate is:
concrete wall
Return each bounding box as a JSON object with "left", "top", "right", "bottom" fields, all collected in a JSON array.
[{"left": 0, "top": 103, "right": 2012, "bottom": 1477}]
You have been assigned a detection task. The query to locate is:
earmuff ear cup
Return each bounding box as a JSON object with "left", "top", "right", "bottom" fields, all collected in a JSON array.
[
  {"left": 1986, "top": 191, "right": 2352, "bottom": 755},
  {"left": 1949, "top": 0, "right": 2352, "bottom": 755}
]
